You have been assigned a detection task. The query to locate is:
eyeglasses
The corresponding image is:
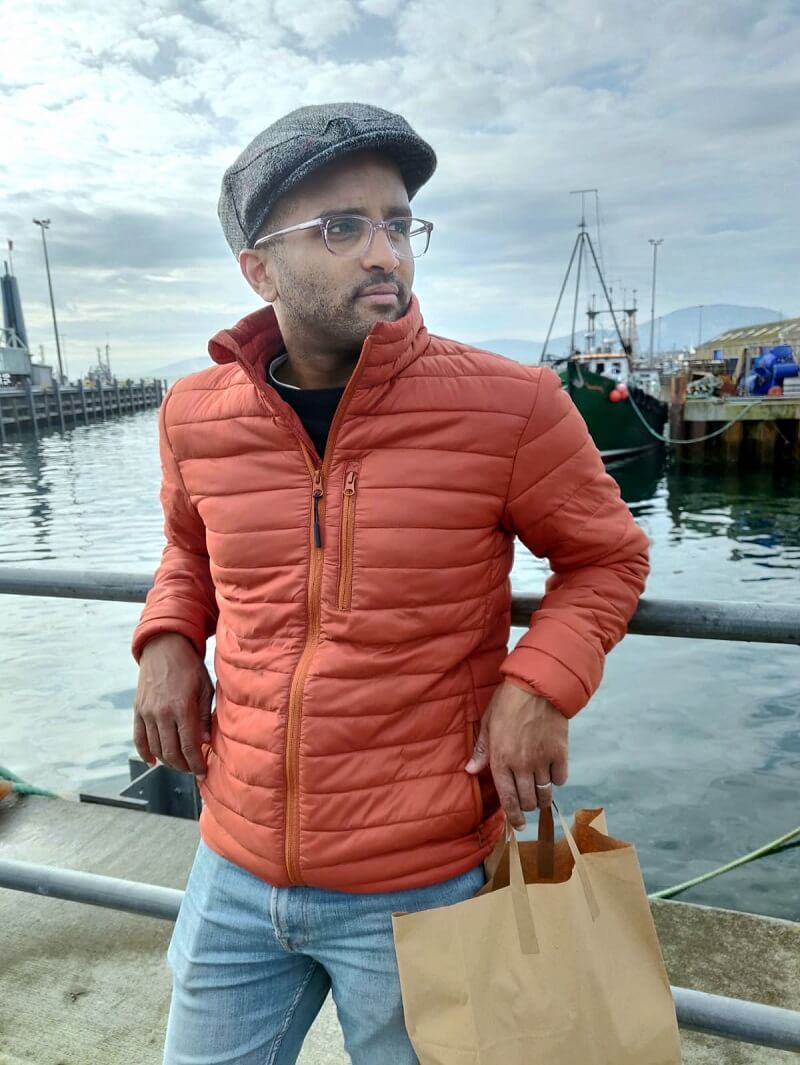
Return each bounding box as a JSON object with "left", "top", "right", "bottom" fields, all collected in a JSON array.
[{"left": 253, "top": 213, "right": 434, "bottom": 259}]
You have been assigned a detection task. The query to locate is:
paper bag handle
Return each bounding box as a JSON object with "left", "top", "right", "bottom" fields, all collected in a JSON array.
[{"left": 507, "top": 801, "right": 600, "bottom": 956}]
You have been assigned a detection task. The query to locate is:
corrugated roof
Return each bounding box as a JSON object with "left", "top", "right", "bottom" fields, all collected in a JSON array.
[{"left": 709, "top": 316, "right": 800, "bottom": 345}]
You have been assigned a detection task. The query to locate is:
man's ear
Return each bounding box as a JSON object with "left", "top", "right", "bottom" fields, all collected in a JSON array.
[{"left": 238, "top": 248, "right": 278, "bottom": 303}]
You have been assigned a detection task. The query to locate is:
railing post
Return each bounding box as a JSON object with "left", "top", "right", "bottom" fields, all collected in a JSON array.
[
  {"left": 23, "top": 379, "right": 39, "bottom": 441},
  {"left": 53, "top": 379, "right": 65, "bottom": 433}
]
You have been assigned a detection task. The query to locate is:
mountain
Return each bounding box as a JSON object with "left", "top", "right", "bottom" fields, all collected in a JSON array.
[
  {"left": 474, "top": 304, "right": 783, "bottom": 362},
  {"left": 637, "top": 304, "right": 781, "bottom": 353}
]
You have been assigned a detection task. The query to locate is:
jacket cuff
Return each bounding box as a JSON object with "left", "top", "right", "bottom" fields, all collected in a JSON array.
[
  {"left": 131, "top": 619, "right": 207, "bottom": 664},
  {"left": 499, "top": 649, "right": 587, "bottom": 719}
]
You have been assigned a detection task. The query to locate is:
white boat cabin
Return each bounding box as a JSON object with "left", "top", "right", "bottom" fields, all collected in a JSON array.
[{"left": 571, "top": 352, "right": 630, "bottom": 383}]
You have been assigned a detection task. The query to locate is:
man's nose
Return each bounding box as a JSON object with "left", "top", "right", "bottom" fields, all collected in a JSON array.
[{"left": 361, "top": 225, "right": 400, "bottom": 271}]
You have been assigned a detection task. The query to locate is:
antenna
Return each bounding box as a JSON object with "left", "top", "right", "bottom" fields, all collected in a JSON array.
[
  {"left": 570, "top": 188, "right": 597, "bottom": 231},
  {"left": 593, "top": 190, "right": 605, "bottom": 277}
]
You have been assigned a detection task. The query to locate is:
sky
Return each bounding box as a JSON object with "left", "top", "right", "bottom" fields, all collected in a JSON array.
[{"left": 2, "top": 0, "right": 799, "bottom": 378}]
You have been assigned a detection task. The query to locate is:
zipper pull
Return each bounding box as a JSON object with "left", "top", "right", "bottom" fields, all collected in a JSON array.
[
  {"left": 312, "top": 470, "right": 324, "bottom": 549},
  {"left": 343, "top": 470, "right": 358, "bottom": 496}
]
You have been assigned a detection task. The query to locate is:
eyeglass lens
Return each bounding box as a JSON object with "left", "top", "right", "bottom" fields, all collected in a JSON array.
[{"left": 323, "top": 216, "right": 430, "bottom": 258}]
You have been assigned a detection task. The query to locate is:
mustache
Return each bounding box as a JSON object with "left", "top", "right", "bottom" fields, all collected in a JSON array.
[{"left": 355, "top": 278, "right": 401, "bottom": 298}]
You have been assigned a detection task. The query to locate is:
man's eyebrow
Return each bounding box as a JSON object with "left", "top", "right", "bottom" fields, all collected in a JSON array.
[{"left": 319, "top": 205, "right": 413, "bottom": 218}]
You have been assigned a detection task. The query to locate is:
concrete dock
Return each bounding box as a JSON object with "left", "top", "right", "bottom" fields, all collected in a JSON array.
[
  {"left": 1, "top": 795, "right": 797, "bottom": 1064},
  {"left": 668, "top": 389, "right": 800, "bottom": 466}
]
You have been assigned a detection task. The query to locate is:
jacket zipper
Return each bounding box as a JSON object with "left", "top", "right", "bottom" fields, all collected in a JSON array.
[
  {"left": 337, "top": 469, "right": 359, "bottom": 609},
  {"left": 246, "top": 345, "right": 371, "bottom": 885},
  {"left": 283, "top": 459, "right": 323, "bottom": 884}
]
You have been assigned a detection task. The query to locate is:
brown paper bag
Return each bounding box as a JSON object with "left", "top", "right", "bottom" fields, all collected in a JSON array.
[{"left": 392, "top": 804, "right": 682, "bottom": 1064}]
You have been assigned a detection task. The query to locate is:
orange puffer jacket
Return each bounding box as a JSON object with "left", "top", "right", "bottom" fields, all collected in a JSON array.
[{"left": 132, "top": 294, "right": 649, "bottom": 892}]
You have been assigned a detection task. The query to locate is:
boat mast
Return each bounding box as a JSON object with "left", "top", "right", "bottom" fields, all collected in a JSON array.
[
  {"left": 541, "top": 189, "right": 634, "bottom": 359},
  {"left": 586, "top": 293, "right": 599, "bottom": 352}
]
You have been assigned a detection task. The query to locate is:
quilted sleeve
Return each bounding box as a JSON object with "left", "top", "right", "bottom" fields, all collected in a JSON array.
[
  {"left": 130, "top": 389, "right": 218, "bottom": 662},
  {"left": 498, "top": 367, "right": 650, "bottom": 717}
]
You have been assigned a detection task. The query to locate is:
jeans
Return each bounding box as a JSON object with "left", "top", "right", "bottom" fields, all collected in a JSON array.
[{"left": 163, "top": 839, "right": 486, "bottom": 1064}]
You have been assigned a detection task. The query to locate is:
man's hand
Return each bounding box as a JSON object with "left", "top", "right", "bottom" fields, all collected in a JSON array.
[
  {"left": 133, "top": 633, "right": 214, "bottom": 778},
  {"left": 465, "top": 682, "right": 568, "bottom": 829}
]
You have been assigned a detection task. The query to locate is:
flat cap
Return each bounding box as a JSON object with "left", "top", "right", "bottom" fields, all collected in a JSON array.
[{"left": 218, "top": 102, "right": 437, "bottom": 257}]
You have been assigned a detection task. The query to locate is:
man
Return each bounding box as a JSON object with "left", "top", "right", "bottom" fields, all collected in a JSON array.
[{"left": 132, "top": 102, "right": 649, "bottom": 1064}]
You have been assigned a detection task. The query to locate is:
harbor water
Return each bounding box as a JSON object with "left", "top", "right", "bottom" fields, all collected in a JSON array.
[{"left": 0, "top": 411, "right": 798, "bottom": 919}]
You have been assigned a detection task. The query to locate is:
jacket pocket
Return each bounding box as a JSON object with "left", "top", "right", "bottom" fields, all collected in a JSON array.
[
  {"left": 465, "top": 663, "right": 485, "bottom": 828},
  {"left": 337, "top": 466, "right": 359, "bottom": 610},
  {"left": 466, "top": 719, "right": 485, "bottom": 827}
]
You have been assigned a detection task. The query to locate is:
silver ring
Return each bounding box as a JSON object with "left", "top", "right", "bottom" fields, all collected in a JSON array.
[{"left": 535, "top": 782, "right": 553, "bottom": 791}]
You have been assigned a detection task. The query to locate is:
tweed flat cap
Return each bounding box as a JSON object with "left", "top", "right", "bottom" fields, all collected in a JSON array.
[{"left": 218, "top": 102, "right": 437, "bottom": 257}]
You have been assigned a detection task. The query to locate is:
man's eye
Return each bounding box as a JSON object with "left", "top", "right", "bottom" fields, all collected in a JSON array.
[{"left": 328, "top": 218, "right": 360, "bottom": 236}]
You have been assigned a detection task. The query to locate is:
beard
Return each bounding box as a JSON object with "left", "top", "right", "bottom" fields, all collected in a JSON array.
[{"left": 275, "top": 258, "right": 411, "bottom": 354}]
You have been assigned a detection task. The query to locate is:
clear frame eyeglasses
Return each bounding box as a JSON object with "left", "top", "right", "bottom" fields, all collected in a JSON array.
[{"left": 253, "top": 213, "right": 434, "bottom": 260}]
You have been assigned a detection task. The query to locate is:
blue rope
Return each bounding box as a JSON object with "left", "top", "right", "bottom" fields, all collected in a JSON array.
[{"left": 0, "top": 765, "right": 58, "bottom": 798}]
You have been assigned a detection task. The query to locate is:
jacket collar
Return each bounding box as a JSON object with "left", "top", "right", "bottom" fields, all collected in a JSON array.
[{"left": 207, "top": 293, "right": 430, "bottom": 391}]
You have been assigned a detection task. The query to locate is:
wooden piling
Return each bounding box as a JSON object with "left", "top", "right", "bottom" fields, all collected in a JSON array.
[
  {"left": 53, "top": 380, "right": 66, "bottom": 433},
  {"left": 721, "top": 419, "right": 743, "bottom": 467},
  {"left": 98, "top": 382, "right": 107, "bottom": 422},
  {"left": 114, "top": 380, "right": 122, "bottom": 416},
  {"left": 24, "top": 380, "right": 39, "bottom": 441},
  {"left": 78, "top": 381, "right": 89, "bottom": 424},
  {"left": 753, "top": 420, "right": 776, "bottom": 466}
]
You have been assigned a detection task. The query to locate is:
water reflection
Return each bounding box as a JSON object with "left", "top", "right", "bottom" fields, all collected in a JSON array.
[
  {"left": 0, "top": 438, "right": 57, "bottom": 558},
  {"left": 666, "top": 467, "right": 800, "bottom": 577},
  {"left": 607, "top": 448, "right": 666, "bottom": 505},
  {"left": 0, "top": 413, "right": 160, "bottom": 566},
  {"left": 604, "top": 452, "right": 800, "bottom": 582}
]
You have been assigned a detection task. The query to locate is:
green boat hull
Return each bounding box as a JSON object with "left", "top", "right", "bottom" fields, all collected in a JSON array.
[{"left": 558, "top": 363, "right": 668, "bottom": 461}]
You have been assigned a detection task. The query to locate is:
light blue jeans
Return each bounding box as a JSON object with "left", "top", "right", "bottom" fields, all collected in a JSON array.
[{"left": 163, "top": 839, "right": 485, "bottom": 1064}]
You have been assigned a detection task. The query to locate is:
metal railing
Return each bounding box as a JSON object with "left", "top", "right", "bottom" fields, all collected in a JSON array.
[
  {"left": 1, "top": 567, "right": 799, "bottom": 645},
  {"left": 1, "top": 565, "right": 799, "bottom": 1052}
]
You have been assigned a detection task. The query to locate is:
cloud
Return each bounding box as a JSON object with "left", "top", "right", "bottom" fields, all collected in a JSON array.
[{"left": 1, "top": 0, "right": 798, "bottom": 375}]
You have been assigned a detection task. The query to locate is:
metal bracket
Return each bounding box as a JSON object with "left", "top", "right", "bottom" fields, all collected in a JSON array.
[{"left": 79, "top": 758, "right": 201, "bottom": 820}]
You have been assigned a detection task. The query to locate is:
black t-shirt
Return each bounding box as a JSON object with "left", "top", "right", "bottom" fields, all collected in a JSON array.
[{"left": 268, "top": 354, "right": 344, "bottom": 459}]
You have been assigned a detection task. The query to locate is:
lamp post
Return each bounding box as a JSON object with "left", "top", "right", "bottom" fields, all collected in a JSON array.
[
  {"left": 32, "top": 218, "right": 65, "bottom": 383},
  {"left": 648, "top": 238, "right": 664, "bottom": 368}
]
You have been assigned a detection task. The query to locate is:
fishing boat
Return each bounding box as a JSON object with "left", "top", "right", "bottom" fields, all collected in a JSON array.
[
  {"left": 542, "top": 198, "right": 669, "bottom": 461},
  {"left": 556, "top": 351, "right": 668, "bottom": 461}
]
